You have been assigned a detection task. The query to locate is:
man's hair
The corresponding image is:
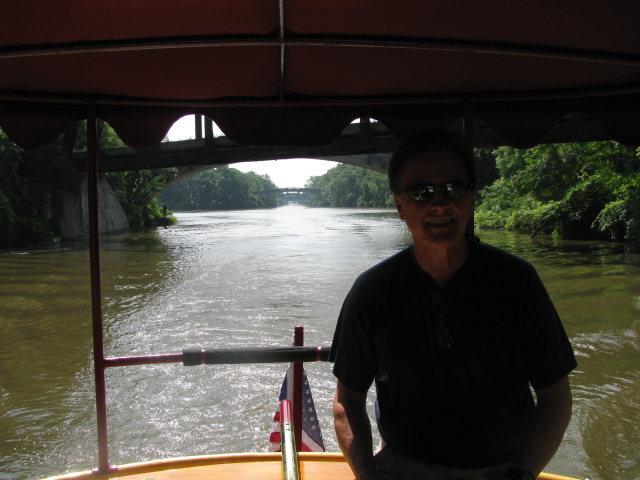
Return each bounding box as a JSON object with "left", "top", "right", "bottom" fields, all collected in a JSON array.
[{"left": 388, "top": 130, "right": 478, "bottom": 193}]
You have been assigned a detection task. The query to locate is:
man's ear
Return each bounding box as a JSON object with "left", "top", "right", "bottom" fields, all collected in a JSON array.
[{"left": 393, "top": 193, "right": 405, "bottom": 220}]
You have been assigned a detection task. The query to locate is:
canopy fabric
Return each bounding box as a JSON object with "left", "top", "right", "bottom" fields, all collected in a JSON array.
[{"left": 1, "top": 1, "right": 640, "bottom": 149}]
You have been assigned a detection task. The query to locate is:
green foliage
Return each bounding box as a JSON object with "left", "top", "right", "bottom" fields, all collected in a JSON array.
[
  {"left": 0, "top": 191, "right": 16, "bottom": 246},
  {"left": 475, "top": 142, "right": 640, "bottom": 246},
  {"left": 304, "top": 163, "right": 393, "bottom": 208},
  {"left": 0, "top": 128, "right": 80, "bottom": 248},
  {"left": 156, "top": 166, "right": 279, "bottom": 211},
  {"left": 473, "top": 147, "right": 500, "bottom": 189},
  {"left": 54, "top": 120, "right": 179, "bottom": 229},
  {"left": 1, "top": 120, "right": 180, "bottom": 246},
  {"left": 84, "top": 120, "right": 180, "bottom": 228},
  {"left": 73, "top": 119, "right": 127, "bottom": 150},
  {"left": 592, "top": 174, "right": 640, "bottom": 242},
  {"left": 103, "top": 168, "right": 179, "bottom": 227}
]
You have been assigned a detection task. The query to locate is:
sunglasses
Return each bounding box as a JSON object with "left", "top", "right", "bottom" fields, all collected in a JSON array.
[{"left": 400, "top": 181, "right": 471, "bottom": 202}]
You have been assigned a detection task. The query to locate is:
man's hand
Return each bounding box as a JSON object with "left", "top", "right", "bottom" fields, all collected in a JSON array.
[
  {"left": 510, "top": 376, "right": 573, "bottom": 477},
  {"left": 333, "top": 381, "right": 379, "bottom": 480}
]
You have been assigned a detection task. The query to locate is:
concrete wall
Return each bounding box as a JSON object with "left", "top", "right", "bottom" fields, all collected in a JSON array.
[{"left": 59, "top": 176, "right": 130, "bottom": 239}]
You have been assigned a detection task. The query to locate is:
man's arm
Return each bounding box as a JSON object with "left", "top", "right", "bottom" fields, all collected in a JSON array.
[
  {"left": 510, "top": 376, "right": 573, "bottom": 477},
  {"left": 333, "top": 380, "right": 379, "bottom": 480}
]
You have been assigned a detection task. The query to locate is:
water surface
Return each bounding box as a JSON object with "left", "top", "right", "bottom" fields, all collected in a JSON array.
[{"left": 1, "top": 207, "right": 638, "bottom": 480}]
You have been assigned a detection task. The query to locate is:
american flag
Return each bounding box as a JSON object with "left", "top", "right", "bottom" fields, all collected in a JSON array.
[{"left": 269, "top": 364, "right": 325, "bottom": 452}]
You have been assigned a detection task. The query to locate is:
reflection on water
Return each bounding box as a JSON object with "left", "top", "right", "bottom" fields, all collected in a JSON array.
[
  {"left": 0, "top": 208, "right": 638, "bottom": 480},
  {"left": 478, "top": 230, "right": 640, "bottom": 480}
]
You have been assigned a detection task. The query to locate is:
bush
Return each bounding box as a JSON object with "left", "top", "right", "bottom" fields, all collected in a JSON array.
[{"left": 475, "top": 142, "right": 640, "bottom": 247}]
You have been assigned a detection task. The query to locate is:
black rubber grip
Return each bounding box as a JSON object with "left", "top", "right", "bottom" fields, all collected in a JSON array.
[{"left": 182, "top": 346, "right": 331, "bottom": 366}]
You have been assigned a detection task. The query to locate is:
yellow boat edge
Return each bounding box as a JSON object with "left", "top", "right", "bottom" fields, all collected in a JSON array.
[{"left": 39, "top": 452, "right": 581, "bottom": 480}]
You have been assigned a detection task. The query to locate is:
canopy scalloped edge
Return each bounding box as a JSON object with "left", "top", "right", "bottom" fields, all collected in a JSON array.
[{"left": 3, "top": 92, "right": 640, "bottom": 150}]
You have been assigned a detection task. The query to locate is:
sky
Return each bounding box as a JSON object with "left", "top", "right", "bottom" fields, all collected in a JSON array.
[{"left": 166, "top": 115, "right": 337, "bottom": 187}]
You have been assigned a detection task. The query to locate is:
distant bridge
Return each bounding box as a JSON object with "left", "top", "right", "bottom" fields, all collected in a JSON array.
[{"left": 255, "top": 188, "right": 322, "bottom": 198}]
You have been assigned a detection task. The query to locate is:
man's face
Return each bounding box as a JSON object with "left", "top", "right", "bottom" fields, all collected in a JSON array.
[{"left": 393, "top": 149, "right": 476, "bottom": 250}]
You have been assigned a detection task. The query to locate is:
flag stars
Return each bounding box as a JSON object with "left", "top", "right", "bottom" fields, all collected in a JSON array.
[{"left": 270, "top": 369, "right": 326, "bottom": 452}]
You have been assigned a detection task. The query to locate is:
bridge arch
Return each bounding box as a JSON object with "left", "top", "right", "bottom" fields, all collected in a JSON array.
[
  {"left": 158, "top": 154, "right": 389, "bottom": 193},
  {"left": 72, "top": 117, "right": 395, "bottom": 193}
]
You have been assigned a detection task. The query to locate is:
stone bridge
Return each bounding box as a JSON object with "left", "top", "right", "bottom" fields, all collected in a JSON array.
[
  {"left": 70, "top": 113, "right": 607, "bottom": 192},
  {"left": 73, "top": 117, "right": 396, "bottom": 191}
]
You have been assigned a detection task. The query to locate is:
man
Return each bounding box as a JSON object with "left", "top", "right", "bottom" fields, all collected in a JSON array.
[{"left": 330, "top": 131, "right": 577, "bottom": 480}]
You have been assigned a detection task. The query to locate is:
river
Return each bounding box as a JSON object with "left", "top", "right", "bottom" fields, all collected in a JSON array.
[{"left": 1, "top": 206, "right": 639, "bottom": 480}]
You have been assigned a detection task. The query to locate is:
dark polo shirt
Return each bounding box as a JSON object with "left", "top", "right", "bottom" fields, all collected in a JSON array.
[{"left": 331, "top": 241, "right": 577, "bottom": 468}]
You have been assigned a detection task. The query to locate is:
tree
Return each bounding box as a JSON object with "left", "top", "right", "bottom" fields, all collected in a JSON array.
[
  {"left": 103, "top": 169, "right": 178, "bottom": 226},
  {"left": 76, "top": 120, "right": 181, "bottom": 226},
  {"left": 155, "top": 166, "right": 279, "bottom": 211},
  {"left": 304, "top": 164, "right": 393, "bottom": 208},
  {"left": 0, "top": 128, "right": 80, "bottom": 248},
  {"left": 474, "top": 147, "right": 500, "bottom": 190},
  {"left": 1, "top": 119, "right": 183, "bottom": 246},
  {"left": 474, "top": 142, "right": 640, "bottom": 245}
]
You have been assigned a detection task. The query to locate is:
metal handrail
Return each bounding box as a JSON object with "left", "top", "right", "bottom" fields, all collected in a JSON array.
[
  {"left": 279, "top": 400, "right": 300, "bottom": 480},
  {"left": 101, "top": 345, "right": 331, "bottom": 368}
]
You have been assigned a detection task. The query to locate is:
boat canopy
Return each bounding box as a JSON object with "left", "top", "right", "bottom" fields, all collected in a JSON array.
[{"left": 1, "top": 0, "right": 640, "bottom": 150}]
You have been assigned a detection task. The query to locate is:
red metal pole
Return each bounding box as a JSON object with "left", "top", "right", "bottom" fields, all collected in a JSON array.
[
  {"left": 293, "top": 326, "right": 303, "bottom": 452},
  {"left": 87, "top": 108, "right": 113, "bottom": 474}
]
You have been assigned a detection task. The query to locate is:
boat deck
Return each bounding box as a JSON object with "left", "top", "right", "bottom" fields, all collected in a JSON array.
[
  {"left": 45, "top": 453, "right": 350, "bottom": 480},
  {"left": 43, "top": 452, "right": 578, "bottom": 480}
]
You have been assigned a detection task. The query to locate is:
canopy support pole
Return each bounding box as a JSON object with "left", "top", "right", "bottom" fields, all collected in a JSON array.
[
  {"left": 194, "top": 115, "right": 203, "bottom": 140},
  {"left": 87, "top": 107, "right": 113, "bottom": 475}
]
